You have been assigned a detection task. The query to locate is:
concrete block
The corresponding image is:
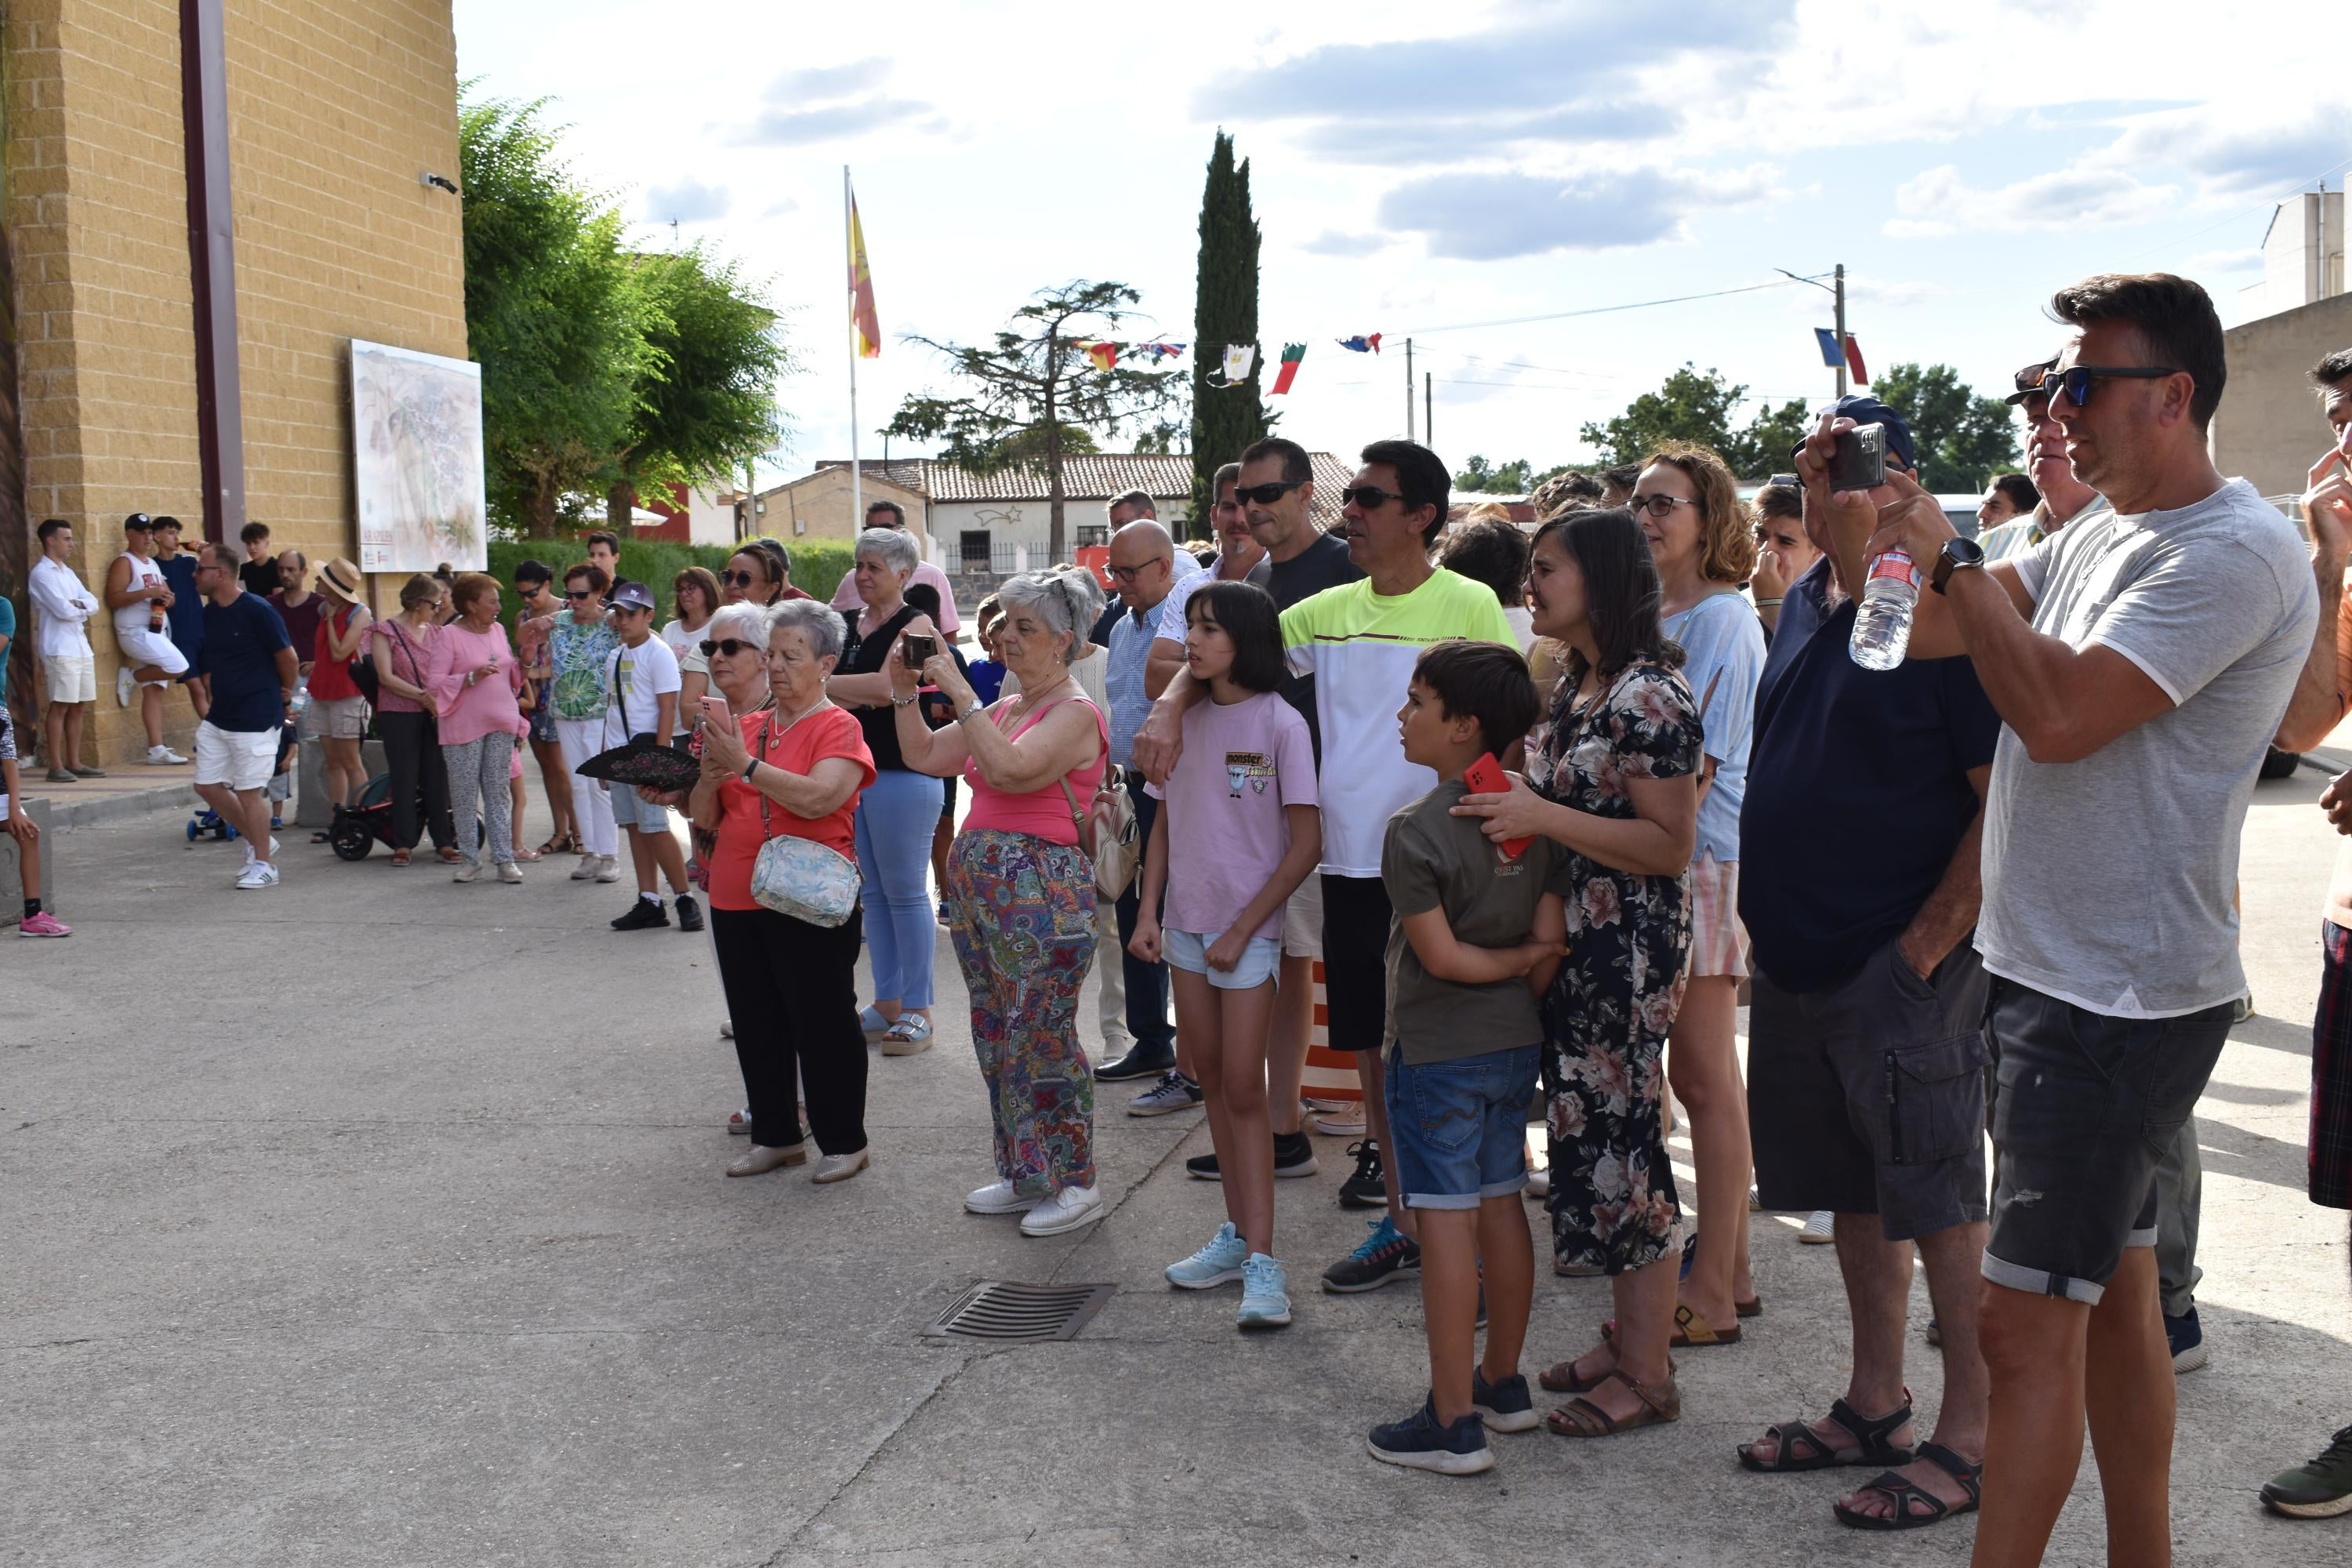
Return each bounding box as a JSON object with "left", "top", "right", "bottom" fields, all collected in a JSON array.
[{"left": 0, "top": 795, "right": 56, "bottom": 923}]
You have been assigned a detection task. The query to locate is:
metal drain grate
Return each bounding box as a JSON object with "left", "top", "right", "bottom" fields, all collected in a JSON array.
[{"left": 928, "top": 1280, "right": 1115, "bottom": 1341}]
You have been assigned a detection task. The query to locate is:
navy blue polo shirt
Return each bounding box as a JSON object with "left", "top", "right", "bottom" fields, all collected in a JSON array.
[
  {"left": 1738, "top": 558, "right": 2001, "bottom": 993},
  {"left": 201, "top": 590, "right": 292, "bottom": 733}
]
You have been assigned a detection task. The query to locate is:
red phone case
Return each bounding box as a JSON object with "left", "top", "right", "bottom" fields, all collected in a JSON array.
[{"left": 1463, "top": 753, "right": 1533, "bottom": 860}]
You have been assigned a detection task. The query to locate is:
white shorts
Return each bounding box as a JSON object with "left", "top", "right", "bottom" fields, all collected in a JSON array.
[
  {"left": 117, "top": 627, "right": 190, "bottom": 677},
  {"left": 42, "top": 653, "right": 96, "bottom": 704},
  {"left": 1687, "top": 852, "right": 1750, "bottom": 980},
  {"left": 194, "top": 721, "right": 278, "bottom": 791},
  {"left": 1283, "top": 874, "right": 1323, "bottom": 960}
]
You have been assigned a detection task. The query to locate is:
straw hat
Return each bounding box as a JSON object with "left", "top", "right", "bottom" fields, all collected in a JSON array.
[{"left": 316, "top": 557, "right": 364, "bottom": 604}]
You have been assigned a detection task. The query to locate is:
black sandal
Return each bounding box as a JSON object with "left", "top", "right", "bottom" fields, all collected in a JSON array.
[
  {"left": 1738, "top": 1392, "right": 1915, "bottom": 1473},
  {"left": 1832, "top": 1440, "right": 1983, "bottom": 1530}
]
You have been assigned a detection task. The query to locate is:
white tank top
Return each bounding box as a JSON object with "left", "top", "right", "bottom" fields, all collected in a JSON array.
[{"left": 112, "top": 551, "right": 165, "bottom": 638}]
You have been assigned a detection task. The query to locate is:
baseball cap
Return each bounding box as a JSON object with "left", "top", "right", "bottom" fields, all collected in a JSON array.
[
  {"left": 2005, "top": 357, "right": 2057, "bottom": 406},
  {"left": 122, "top": 512, "right": 153, "bottom": 532},
  {"left": 608, "top": 579, "right": 657, "bottom": 613},
  {"left": 1818, "top": 393, "right": 1918, "bottom": 471}
]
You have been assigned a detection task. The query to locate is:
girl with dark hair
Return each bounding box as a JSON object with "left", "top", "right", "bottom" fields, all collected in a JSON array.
[
  {"left": 1453, "top": 506, "right": 1704, "bottom": 1438},
  {"left": 1130, "top": 579, "right": 1321, "bottom": 1327}
]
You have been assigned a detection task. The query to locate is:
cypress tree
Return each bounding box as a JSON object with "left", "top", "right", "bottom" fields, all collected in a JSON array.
[{"left": 1190, "top": 130, "right": 1266, "bottom": 538}]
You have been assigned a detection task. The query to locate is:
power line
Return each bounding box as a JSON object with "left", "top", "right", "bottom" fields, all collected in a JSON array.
[{"left": 1398, "top": 275, "right": 1824, "bottom": 337}]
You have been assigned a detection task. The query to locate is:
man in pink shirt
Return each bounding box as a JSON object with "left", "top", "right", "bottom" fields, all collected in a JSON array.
[{"left": 828, "top": 500, "right": 960, "bottom": 636}]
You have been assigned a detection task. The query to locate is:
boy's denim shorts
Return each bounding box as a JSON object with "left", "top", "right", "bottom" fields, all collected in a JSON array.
[
  {"left": 1984, "top": 977, "right": 2232, "bottom": 1306},
  {"left": 1383, "top": 1043, "right": 1541, "bottom": 1210},
  {"left": 608, "top": 779, "right": 670, "bottom": 833}
]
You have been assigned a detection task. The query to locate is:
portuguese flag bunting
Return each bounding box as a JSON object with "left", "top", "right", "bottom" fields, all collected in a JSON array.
[{"left": 1269, "top": 342, "right": 1306, "bottom": 395}]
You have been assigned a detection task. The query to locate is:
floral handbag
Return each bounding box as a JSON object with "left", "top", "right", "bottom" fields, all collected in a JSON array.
[{"left": 746, "top": 711, "right": 860, "bottom": 927}]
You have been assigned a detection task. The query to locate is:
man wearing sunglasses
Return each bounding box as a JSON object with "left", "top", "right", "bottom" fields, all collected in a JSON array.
[
  {"left": 825, "top": 499, "right": 962, "bottom": 634},
  {"left": 1974, "top": 358, "right": 2111, "bottom": 564},
  {"left": 1145, "top": 463, "right": 1271, "bottom": 698},
  {"left": 1809, "top": 272, "right": 2318, "bottom": 1566}
]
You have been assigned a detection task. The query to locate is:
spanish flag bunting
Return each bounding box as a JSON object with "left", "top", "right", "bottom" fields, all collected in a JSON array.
[
  {"left": 848, "top": 194, "right": 881, "bottom": 359},
  {"left": 1269, "top": 342, "right": 1306, "bottom": 395},
  {"left": 1077, "top": 339, "right": 1120, "bottom": 372}
]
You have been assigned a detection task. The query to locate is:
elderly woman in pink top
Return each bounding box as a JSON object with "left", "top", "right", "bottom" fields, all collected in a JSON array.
[
  {"left": 426, "top": 572, "right": 530, "bottom": 884},
  {"left": 890, "top": 566, "right": 1110, "bottom": 1240}
]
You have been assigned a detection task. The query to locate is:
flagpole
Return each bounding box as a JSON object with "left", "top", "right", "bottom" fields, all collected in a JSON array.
[{"left": 846, "top": 165, "right": 862, "bottom": 538}]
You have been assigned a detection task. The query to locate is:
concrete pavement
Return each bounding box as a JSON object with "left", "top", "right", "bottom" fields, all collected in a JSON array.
[{"left": 5, "top": 772, "right": 2350, "bottom": 1566}]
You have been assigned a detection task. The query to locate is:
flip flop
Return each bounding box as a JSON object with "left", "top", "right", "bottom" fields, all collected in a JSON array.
[
  {"left": 1831, "top": 1441, "right": 1983, "bottom": 1530},
  {"left": 1738, "top": 1392, "right": 1916, "bottom": 1473}
]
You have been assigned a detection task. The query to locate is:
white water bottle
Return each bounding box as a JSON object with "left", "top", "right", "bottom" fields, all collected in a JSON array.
[{"left": 1849, "top": 550, "right": 1918, "bottom": 671}]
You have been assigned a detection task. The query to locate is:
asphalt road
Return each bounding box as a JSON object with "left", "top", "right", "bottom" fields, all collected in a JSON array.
[{"left": 6, "top": 770, "right": 2349, "bottom": 1566}]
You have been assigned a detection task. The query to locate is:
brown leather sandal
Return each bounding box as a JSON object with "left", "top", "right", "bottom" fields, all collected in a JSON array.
[
  {"left": 1601, "top": 1303, "right": 1742, "bottom": 1348},
  {"left": 1546, "top": 1369, "right": 1682, "bottom": 1438},
  {"left": 1538, "top": 1345, "right": 1615, "bottom": 1395}
]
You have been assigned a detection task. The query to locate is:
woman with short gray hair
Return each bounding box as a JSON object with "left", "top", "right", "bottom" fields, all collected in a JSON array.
[
  {"left": 825, "top": 526, "right": 944, "bottom": 1054},
  {"left": 891, "top": 565, "right": 1111, "bottom": 1236}
]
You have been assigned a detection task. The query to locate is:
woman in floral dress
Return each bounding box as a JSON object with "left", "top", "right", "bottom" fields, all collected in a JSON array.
[{"left": 1454, "top": 506, "right": 1702, "bottom": 1439}]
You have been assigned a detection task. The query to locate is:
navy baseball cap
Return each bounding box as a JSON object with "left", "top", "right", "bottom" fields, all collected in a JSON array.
[{"left": 1820, "top": 393, "right": 1917, "bottom": 471}]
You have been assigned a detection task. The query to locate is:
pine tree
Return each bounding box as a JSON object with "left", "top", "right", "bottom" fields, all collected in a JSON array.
[{"left": 1190, "top": 131, "right": 1265, "bottom": 539}]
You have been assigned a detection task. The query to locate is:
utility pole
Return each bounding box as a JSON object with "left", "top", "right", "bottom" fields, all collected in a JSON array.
[
  {"left": 1404, "top": 337, "right": 1414, "bottom": 441},
  {"left": 1424, "top": 372, "right": 1432, "bottom": 448},
  {"left": 1833, "top": 263, "right": 1848, "bottom": 398}
]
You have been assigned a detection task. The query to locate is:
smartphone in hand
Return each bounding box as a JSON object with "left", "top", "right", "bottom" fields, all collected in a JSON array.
[
  {"left": 700, "top": 694, "right": 733, "bottom": 731},
  {"left": 1463, "top": 752, "right": 1534, "bottom": 861}
]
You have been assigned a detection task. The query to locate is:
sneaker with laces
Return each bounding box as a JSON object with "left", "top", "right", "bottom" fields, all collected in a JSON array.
[
  {"left": 1185, "top": 1131, "right": 1319, "bottom": 1180},
  {"left": 234, "top": 862, "right": 280, "bottom": 890},
  {"left": 1236, "top": 1253, "right": 1292, "bottom": 1329},
  {"left": 1472, "top": 1367, "right": 1539, "bottom": 1433},
  {"left": 452, "top": 860, "right": 481, "bottom": 884},
  {"left": 1339, "top": 1138, "right": 1388, "bottom": 1208},
  {"left": 241, "top": 836, "right": 282, "bottom": 866},
  {"left": 1018, "top": 1182, "right": 1105, "bottom": 1236},
  {"left": 1322, "top": 1214, "right": 1421, "bottom": 1294},
  {"left": 1312, "top": 1105, "right": 1368, "bottom": 1138},
  {"left": 2165, "top": 1305, "right": 2209, "bottom": 1374},
  {"left": 1128, "top": 1069, "right": 1203, "bottom": 1117},
  {"left": 146, "top": 744, "right": 187, "bottom": 765},
  {"left": 593, "top": 855, "right": 623, "bottom": 883},
  {"left": 2263, "top": 1425, "right": 2352, "bottom": 1519},
  {"left": 1165, "top": 1221, "right": 1248, "bottom": 1289},
  {"left": 964, "top": 1179, "right": 1040, "bottom": 1215},
  {"left": 674, "top": 893, "right": 704, "bottom": 932},
  {"left": 1367, "top": 1394, "right": 1492, "bottom": 1475},
  {"left": 570, "top": 855, "right": 597, "bottom": 880},
  {"left": 16, "top": 911, "right": 72, "bottom": 937},
  {"left": 612, "top": 896, "right": 670, "bottom": 931}
]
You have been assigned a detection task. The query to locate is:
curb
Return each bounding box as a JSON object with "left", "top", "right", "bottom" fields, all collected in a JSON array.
[{"left": 28, "top": 778, "right": 200, "bottom": 832}]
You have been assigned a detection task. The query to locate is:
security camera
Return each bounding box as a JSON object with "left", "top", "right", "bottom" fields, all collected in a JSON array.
[{"left": 420, "top": 172, "right": 459, "bottom": 196}]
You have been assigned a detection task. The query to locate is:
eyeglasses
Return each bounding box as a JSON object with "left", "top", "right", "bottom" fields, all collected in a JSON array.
[
  {"left": 1232, "top": 480, "right": 1305, "bottom": 506},
  {"left": 1339, "top": 485, "right": 1403, "bottom": 510},
  {"left": 1106, "top": 558, "right": 1164, "bottom": 583},
  {"left": 2038, "top": 364, "right": 2180, "bottom": 409},
  {"left": 699, "top": 638, "right": 759, "bottom": 659},
  {"left": 722, "top": 569, "right": 762, "bottom": 587},
  {"left": 1627, "top": 493, "right": 1700, "bottom": 519}
]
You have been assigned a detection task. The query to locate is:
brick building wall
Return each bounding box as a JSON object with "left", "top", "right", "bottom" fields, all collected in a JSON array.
[{"left": 2, "top": 0, "right": 463, "bottom": 764}]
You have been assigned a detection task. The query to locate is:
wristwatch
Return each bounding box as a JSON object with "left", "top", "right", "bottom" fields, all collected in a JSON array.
[
  {"left": 741, "top": 757, "right": 759, "bottom": 781},
  {"left": 1931, "top": 537, "right": 1986, "bottom": 595},
  {"left": 955, "top": 696, "right": 984, "bottom": 721}
]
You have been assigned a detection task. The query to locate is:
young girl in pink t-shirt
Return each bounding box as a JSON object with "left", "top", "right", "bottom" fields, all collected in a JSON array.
[{"left": 1131, "top": 580, "right": 1321, "bottom": 1329}]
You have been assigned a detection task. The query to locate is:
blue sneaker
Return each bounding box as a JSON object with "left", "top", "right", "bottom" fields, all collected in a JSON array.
[
  {"left": 1236, "top": 1253, "right": 1292, "bottom": 1329},
  {"left": 1368, "top": 1393, "right": 1494, "bottom": 1475},
  {"left": 1166, "top": 1221, "right": 1249, "bottom": 1290},
  {"left": 2165, "top": 1306, "right": 2209, "bottom": 1374},
  {"left": 1472, "top": 1368, "right": 1539, "bottom": 1433},
  {"left": 1321, "top": 1215, "right": 1422, "bottom": 1294}
]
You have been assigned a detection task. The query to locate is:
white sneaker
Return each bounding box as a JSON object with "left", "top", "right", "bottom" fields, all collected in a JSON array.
[
  {"left": 146, "top": 744, "right": 187, "bottom": 765},
  {"left": 964, "top": 1179, "right": 1040, "bottom": 1215},
  {"left": 452, "top": 859, "right": 481, "bottom": 884},
  {"left": 234, "top": 861, "right": 280, "bottom": 890},
  {"left": 593, "top": 855, "right": 622, "bottom": 883},
  {"left": 240, "top": 836, "right": 282, "bottom": 867},
  {"left": 1799, "top": 1210, "right": 1835, "bottom": 1244},
  {"left": 1312, "top": 1106, "right": 1368, "bottom": 1138},
  {"left": 1236, "top": 1253, "right": 1293, "bottom": 1329},
  {"left": 570, "top": 855, "right": 597, "bottom": 881},
  {"left": 495, "top": 862, "right": 524, "bottom": 884},
  {"left": 116, "top": 666, "right": 135, "bottom": 707},
  {"left": 1019, "top": 1182, "right": 1105, "bottom": 1237}
]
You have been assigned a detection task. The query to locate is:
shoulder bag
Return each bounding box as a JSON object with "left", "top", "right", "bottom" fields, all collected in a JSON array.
[{"left": 747, "top": 709, "right": 862, "bottom": 927}]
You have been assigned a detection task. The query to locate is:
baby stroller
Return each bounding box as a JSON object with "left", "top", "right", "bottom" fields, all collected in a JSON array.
[{"left": 328, "top": 771, "right": 482, "bottom": 861}]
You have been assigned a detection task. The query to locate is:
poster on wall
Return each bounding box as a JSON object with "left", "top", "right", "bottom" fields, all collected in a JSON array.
[{"left": 350, "top": 339, "right": 487, "bottom": 574}]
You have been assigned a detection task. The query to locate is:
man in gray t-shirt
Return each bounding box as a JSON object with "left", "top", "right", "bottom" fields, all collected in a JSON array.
[{"left": 1802, "top": 272, "right": 2318, "bottom": 1563}]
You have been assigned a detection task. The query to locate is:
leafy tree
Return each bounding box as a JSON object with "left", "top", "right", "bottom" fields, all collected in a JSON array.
[
  {"left": 1190, "top": 132, "right": 1263, "bottom": 539},
  {"left": 887, "top": 280, "right": 1182, "bottom": 561},
  {"left": 1580, "top": 364, "right": 1812, "bottom": 478},
  {"left": 459, "top": 94, "right": 655, "bottom": 539},
  {"left": 1870, "top": 362, "right": 2021, "bottom": 492},
  {"left": 603, "top": 247, "right": 793, "bottom": 532},
  {"left": 1455, "top": 456, "right": 1535, "bottom": 493}
]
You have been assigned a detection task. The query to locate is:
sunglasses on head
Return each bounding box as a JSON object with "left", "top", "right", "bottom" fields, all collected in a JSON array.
[
  {"left": 1232, "top": 480, "right": 1305, "bottom": 506},
  {"left": 1627, "top": 492, "right": 1700, "bottom": 519},
  {"left": 699, "top": 637, "right": 759, "bottom": 659},
  {"left": 1339, "top": 484, "right": 1404, "bottom": 510},
  {"left": 722, "top": 569, "right": 762, "bottom": 587},
  {"left": 2038, "top": 364, "right": 2180, "bottom": 408}
]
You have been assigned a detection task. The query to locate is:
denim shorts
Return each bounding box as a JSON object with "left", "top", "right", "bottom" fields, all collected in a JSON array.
[
  {"left": 608, "top": 777, "right": 671, "bottom": 833},
  {"left": 1983, "top": 978, "right": 2233, "bottom": 1306},
  {"left": 1383, "top": 1043, "right": 1541, "bottom": 1210},
  {"left": 527, "top": 698, "right": 557, "bottom": 746},
  {"left": 1163, "top": 927, "right": 1281, "bottom": 989}
]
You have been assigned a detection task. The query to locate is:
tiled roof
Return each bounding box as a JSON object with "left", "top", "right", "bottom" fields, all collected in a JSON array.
[{"left": 810, "top": 452, "right": 1355, "bottom": 518}]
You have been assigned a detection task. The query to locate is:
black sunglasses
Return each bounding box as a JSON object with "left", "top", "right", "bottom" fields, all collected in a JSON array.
[
  {"left": 1340, "top": 484, "right": 1405, "bottom": 510},
  {"left": 699, "top": 637, "right": 759, "bottom": 659},
  {"left": 2038, "top": 364, "right": 2180, "bottom": 408},
  {"left": 722, "top": 569, "right": 763, "bottom": 587},
  {"left": 1232, "top": 480, "right": 1305, "bottom": 506},
  {"left": 564, "top": 589, "right": 597, "bottom": 601}
]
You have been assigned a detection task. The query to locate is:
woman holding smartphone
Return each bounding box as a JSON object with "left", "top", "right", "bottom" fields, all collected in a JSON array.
[{"left": 826, "top": 527, "right": 940, "bottom": 1056}]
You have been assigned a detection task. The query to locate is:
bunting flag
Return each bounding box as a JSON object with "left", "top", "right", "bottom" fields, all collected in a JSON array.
[
  {"left": 1844, "top": 335, "right": 1870, "bottom": 386},
  {"left": 1216, "top": 343, "right": 1257, "bottom": 387},
  {"left": 1814, "top": 327, "right": 1868, "bottom": 385},
  {"left": 1139, "top": 341, "right": 1187, "bottom": 362},
  {"left": 1337, "top": 333, "right": 1381, "bottom": 354},
  {"left": 1269, "top": 342, "right": 1307, "bottom": 395},
  {"left": 848, "top": 194, "right": 880, "bottom": 359},
  {"left": 1076, "top": 339, "right": 1120, "bottom": 372}
]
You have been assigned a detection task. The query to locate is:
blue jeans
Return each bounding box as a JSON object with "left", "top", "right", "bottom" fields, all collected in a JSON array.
[
  {"left": 854, "top": 768, "right": 943, "bottom": 1010},
  {"left": 1384, "top": 1043, "right": 1541, "bottom": 1210},
  {"left": 1112, "top": 773, "right": 1174, "bottom": 1054}
]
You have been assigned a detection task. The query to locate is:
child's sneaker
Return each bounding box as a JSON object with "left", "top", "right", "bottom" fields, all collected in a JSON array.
[
  {"left": 1367, "top": 1394, "right": 1493, "bottom": 1475},
  {"left": 16, "top": 911, "right": 71, "bottom": 938},
  {"left": 1165, "top": 1221, "right": 1248, "bottom": 1290},
  {"left": 1321, "top": 1215, "right": 1421, "bottom": 1294},
  {"left": 1236, "top": 1253, "right": 1291, "bottom": 1330},
  {"left": 1472, "top": 1367, "right": 1539, "bottom": 1433}
]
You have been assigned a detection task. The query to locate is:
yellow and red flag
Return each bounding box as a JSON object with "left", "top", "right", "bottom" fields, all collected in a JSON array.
[
  {"left": 1076, "top": 339, "right": 1120, "bottom": 372},
  {"left": 848, "top": 194, "right": 881, "bottom": 359}
]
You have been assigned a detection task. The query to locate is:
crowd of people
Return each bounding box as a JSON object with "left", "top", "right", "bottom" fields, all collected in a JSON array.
[{"left": 9, "top": 266, "right": 2352, "bottom": 1563}]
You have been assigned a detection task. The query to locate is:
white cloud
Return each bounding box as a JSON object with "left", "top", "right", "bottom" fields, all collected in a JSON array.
[
  {"left": 1300, "top": 230, "right": 1390, "bottom": 258},
  {"left": 641, "top": 178, "right": 730, "bottom": 223},
  {"left": 1380, "top": 165, "right": 1777, "bottom": 260},
  {"left": 1887, "top": 163, "right": 2180, "bottom": 235},
  {"left": 2188, "top": 248, "right": 2264, "bottom": 274}
]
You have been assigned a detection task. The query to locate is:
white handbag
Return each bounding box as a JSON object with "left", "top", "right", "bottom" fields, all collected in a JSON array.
[{"left": 745, "top": 710, "right": 860, "bottom": 927}]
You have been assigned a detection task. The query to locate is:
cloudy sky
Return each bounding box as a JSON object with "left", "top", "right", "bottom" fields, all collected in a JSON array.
[{"left": 452, "top": 0, "right": 2349, "bottom": 487}]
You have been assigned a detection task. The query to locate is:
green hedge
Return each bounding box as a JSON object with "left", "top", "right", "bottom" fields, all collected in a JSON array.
[{"left": 481, "top": 536, "right": 853, "bottom": 617}]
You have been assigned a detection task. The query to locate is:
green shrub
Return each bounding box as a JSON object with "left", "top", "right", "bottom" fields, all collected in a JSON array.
[{"left": 481, "top": 536, "right": 853, "bottom": 616}]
